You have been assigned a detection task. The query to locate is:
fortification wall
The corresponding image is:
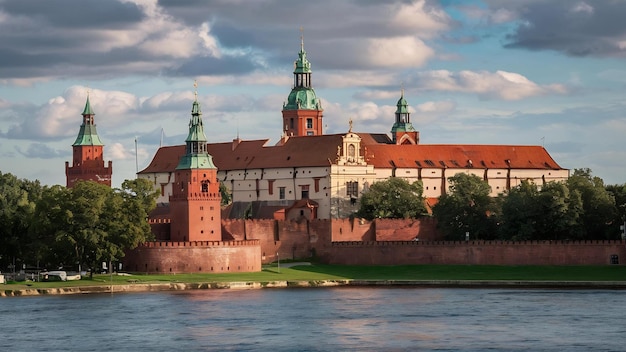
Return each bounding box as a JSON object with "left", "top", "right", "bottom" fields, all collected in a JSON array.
[
  {"left": 319, "top": 240, "right": 626, "bottom": 266},
  {"left": 373, "top": 218, "right": 439, "bottom": 241},
  {"left": 331, "top": 218, "right": 375, "bottom": 241},
  {"left": 123, "top": 240, "right": 261, "bottom": 273}
]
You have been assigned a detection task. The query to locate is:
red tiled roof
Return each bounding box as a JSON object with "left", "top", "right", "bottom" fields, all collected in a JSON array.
[
  {"left": 139, "top": 133, "right": 564, "bottom": 174},
  {"left": 364, "top": 143, "right": 562, "bottom": 170}
]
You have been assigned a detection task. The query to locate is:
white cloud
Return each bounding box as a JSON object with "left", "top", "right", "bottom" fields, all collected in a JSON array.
[
  {"left": 319, "top": 71, "right": 397, "bottom": 89},
  {"left": 415, "top": 70, "right": 569, "bottom": 100},
  {"left": 391, "top": 0, "right": 451, "bottom": 37},
  {"left": 106, "top": 142, "right": 132, "bottom": 160},
  {"left": 416, "top": 100, "right": 456, "bottom": 114},
  {"left": 571, "top": 2, "right": 594, "bottom": 14},
  {"left": 366, "top": 36, "right": 435, "bottom": 68}
]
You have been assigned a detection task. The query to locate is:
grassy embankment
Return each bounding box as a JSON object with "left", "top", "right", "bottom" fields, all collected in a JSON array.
[{"left": 3, "top": 264, "right": 625, "bottom": 290}]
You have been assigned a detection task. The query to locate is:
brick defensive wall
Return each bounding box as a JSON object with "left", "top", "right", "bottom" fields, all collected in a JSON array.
[
  {"left": 123, "top": 240, "right": 261, "bottom": 273},
  {"left": 320, "top": 240, "right": 626, "bottom": 266}
]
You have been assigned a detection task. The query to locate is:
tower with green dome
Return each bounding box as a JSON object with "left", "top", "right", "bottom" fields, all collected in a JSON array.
[
  {"left": 282, "top": 30, "right": 323, "bottom": 137},
  {"left": 390, "top": 89, "right": 419, "bottom": 145},
  {"left": 65, "top": 93, "right": 113, "bottom": 187},
  {"left": 169, "top": 82, "right": 222, "bottom": 242}
]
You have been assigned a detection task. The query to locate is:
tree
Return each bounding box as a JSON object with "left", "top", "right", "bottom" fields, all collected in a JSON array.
[
  {"left": 0, "top": 172, "right": 42, "bottom": 270},
  {"left": 567, "top": 168, "right": 619, "bottom": 239},
  {"left": 31, "top": 179, "right": 159, "bottom": 275},
  {"left": 357, "top": 177, "right": 427, "bottom": 220},
  {"left": 433, "top": 173, "right": 498, "bottom": 240},
  {"left": 606, "top": 182, "right": 626, "bottom": 238},
  {"left": 219, "top": 182, "right": 232, "bottom": 206},
  {"left": 104, "top": 179, "right": 159, "bottom": 268},
  {"left": 536, "top": 181, "right": 584, "bottom": 240},
  {"left": 498, "top": 180, "right": 541, "bottom": 240}
]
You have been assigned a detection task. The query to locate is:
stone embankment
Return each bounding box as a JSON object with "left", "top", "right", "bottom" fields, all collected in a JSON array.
[{"left": 3, "top": 279, "right": 626, "bottom": 297}]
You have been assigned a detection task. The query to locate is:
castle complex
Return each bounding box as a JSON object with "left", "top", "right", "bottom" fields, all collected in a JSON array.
[
  {"left": 69, "top": 38, "right": 624, "bottom": 274},
  {"left": 138, "top": 39, "right": 569, "bottom": 222}
]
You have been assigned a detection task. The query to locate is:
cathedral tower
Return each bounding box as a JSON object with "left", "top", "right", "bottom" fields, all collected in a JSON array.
[
  {"left": 282, "top": 31, "right": 323, "bottom": 137},
  {"left": 390, "top": 89, "right": 419, "bottom": 145},
  {"left": 169, "top": 84, "right": 222, "bottom": 242},
  {"left": 65, "top": 94, "right": 112, "bottom": 187}
]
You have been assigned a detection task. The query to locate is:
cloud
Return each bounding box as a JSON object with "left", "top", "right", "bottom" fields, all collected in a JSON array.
[
  {"left": 365, "top": 37, "right": 435, "bottom": 68},
  {"left": 14, "top": 142, "right": 66, "bottom": 159},
  {"left": 0, "top": 0, "right": 224, "bottom": 79},
  {"left": 410, "top": 70, "right": 569, "bottom": 100},
  {"left": 491, "top": 0, "right": 626, "bottom": 57},
  {"left": 0, "top": 0, "right": 457, "bottom": 80},
  {"left": 107, "top": 142, "right": 135, "bottom": 161}
]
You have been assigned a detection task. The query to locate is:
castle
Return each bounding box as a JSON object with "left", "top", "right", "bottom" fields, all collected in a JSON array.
[
  {"left": 69, "top": 39, "right": 625, "bottom": 273},
  {"left": 138, "top": 39, "right": 569, "bottom": 222}
]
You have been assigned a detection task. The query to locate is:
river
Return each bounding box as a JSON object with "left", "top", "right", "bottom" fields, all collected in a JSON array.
[{"left": 1, "top": 287, "right": 624, "bottom": 351}]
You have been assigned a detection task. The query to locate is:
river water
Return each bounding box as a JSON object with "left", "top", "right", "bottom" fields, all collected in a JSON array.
[{"left": 0, "top": 287, "right": 624, "bottom": 351}]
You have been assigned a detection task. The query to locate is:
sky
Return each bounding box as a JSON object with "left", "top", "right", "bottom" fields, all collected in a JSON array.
[{"left": 1, "top": 0, "right": 626, "bottom": 188}]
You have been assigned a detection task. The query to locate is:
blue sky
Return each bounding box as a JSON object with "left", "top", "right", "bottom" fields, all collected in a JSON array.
[{"left": 1, "top": 0, "right": 626, "bottom": 187}]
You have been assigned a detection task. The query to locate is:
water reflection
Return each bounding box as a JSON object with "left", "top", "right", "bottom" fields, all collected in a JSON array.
[{"left": 1, "top": 288, "right": 624, "bottom": 351}]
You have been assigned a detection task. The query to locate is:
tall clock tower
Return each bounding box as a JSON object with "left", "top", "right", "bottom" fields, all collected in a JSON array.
[
  {"left": 65, "top": 94, "right": 112, "bottom": 187},
  {"left": 169, "top": 84, "right": 222, "bottom": 242}
]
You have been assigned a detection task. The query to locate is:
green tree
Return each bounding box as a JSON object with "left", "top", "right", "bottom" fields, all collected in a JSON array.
[
  {"left": 606, "top": 183, "right": 626, "bottom": 238},
  {"left": 567, "top": 168, "right": 618, "bottom": 239},
  {"left": 103, "top": 179, "right": 159, "bottom": 270},
  {"left": 498, "top": 180, "right": 541, "bottom": 240},
  {"left": 433, "top": 173, "right": 497, "bottom": 240},
  {"left": 357, "top": 177, "right": 427, "bottom": 220},
  {"left": 536, "top": 181, "right": 584, "bottom": 240},
  {"left": 0, "top": 172, "right": 42, "bottom": 270},
  {"left": 219, "top": 182, "right": 232, "bottom": 206}
]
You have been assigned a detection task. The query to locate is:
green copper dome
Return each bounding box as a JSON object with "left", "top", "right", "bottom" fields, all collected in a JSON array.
[
  {"left": 396, "top": 94, "right": 409, "bottom": 115},
  {"left": 283, "top": 38, "right": 322, "bottom": 111},
  {"left": 284, "top": 88, "right": 322, "bottom": 110}
]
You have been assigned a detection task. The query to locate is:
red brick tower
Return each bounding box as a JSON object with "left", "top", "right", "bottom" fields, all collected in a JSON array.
[
  {"left": 281, "top": 31, "right": 324, "bottom": 137},
  {"left": 169, "top": 84, "right": 222, "bottom": 242},
  {"left": 65, "top": 94, "right": 112, "bottom": 187}
]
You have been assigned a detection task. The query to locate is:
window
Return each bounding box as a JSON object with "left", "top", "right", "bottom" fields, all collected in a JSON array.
[
  {"left": 279, "top": 187, "right": 286, "bottom": 200},
  {"left": 268, "top": 180, "right": 274, "bottom": 195},
  {"left": 306, "top": 131, "right": 314, "bottom": 136},
  {"left": 201, "top": 181, "right": 208, "bottom": 193},
  {"left": 347, "top": 181, "right": 358, "bottom": 198},
  {"left": 306, "top": 118, "right": 313, "bottom": 128},
  {"left": 301, "top": 185, "right": 310, "bottom": 199}
]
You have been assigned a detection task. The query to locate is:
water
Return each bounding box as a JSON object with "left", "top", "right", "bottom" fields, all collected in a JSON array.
[{"left": 0, "top": 287, "right": 624, "bottom": 351}]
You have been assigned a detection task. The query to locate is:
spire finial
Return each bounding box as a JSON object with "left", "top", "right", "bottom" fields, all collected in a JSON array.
[
  {"left": 300, "top": 26, "right": 304, "bottom": 51},
  {"left": 193, "top": 80, "right": 198, "bottom": 101},
  {"left": 401, "top": 82, "right": 404, "bottom": 97}
]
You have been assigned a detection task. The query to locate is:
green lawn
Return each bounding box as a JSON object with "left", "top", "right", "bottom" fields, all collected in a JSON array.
[{"left": 4, "top": 264, "right": 625, "bottom": 290}]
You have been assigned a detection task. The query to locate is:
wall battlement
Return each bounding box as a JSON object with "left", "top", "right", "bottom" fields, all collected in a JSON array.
[
  {"left": 138, "top": 239, "right": 260, "bottom": 248},
  {"left": 332, "top": 239, "right": 626, "bottom": 246}
]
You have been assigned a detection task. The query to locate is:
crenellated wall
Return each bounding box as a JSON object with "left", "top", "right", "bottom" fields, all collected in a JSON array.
[
  {"left": 123, "top": 240, "right": 261, "bottom": 273},
  {"left": 318, "top": 240, "right": 626, "bottom": 266},
  {"left": 132, "top": 217, "right": 625, "bottom": 270}
]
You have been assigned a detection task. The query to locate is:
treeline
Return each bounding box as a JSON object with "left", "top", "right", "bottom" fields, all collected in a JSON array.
[
  {"left": 359, "top": 168, "right": 626, "bottom": 241},
  {"left": 0, "top": 172, "right": 159, "bottom": 274}
]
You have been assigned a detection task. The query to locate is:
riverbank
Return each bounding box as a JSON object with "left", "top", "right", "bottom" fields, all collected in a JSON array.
[
  {"left": 3, "top": 279, "right": 626, "bottom": 297},
  {"left": 3, "top": 263, "right": 625, "bottom": 297}
]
